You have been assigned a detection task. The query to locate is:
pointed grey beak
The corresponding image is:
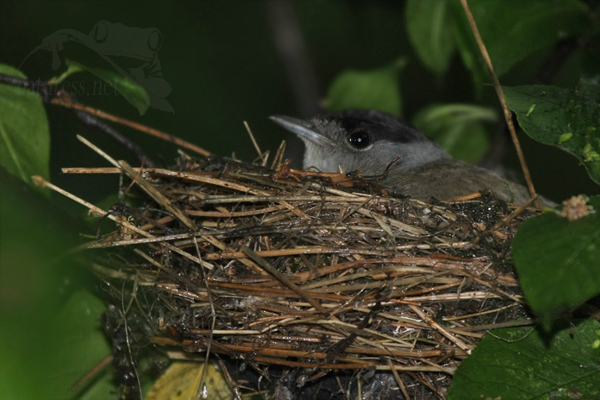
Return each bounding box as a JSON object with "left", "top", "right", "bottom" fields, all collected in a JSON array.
[{"left": 269, "top": 115, "right": 336, "bottom": 147}]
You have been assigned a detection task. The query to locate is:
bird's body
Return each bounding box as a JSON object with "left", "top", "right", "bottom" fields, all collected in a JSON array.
[
  {"left": 271, "top": 109, "right": 552, "bottom": 206},
  {"left": 387, "top": 158, "right": 533, "bottom": 203}
]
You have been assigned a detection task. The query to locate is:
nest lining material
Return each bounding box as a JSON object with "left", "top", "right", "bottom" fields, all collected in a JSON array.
[{"left": 63, "top": 150, "right": 534, "bottom": 396}]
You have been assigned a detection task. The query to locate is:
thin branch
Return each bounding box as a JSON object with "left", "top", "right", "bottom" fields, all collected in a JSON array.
[
  {"left": 74, "top": 110, "right": 155, "bottom": 167},
  {"left": 0, "top": 73, "right": 211, "bottom": 161},
  {"left": 459, "top": 0, "right": 541, "bottom": 210},
  {"left": 0, "top": 73, "right": 56, "bottom": 102},
  {"left": 51, "top": 95, "right": 211, "bottom": 157},
  {"left": 0, "top": 73, "right": 156, "bottom": 165},
  {"left": 69, "top": 354, "right": 113, "bottom": 393}
]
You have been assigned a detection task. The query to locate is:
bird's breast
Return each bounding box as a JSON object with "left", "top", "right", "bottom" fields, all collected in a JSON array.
[{"left": 383, "top": 159, "right": 550, "bottom": 205}]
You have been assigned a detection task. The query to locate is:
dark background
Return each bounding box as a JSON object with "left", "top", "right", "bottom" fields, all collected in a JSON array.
[
  {"left": 2, "top": 0, "right": 596, "bottom": 204},
  {"left": 1, "top": 2, "right": 599, "bottom": 399}
]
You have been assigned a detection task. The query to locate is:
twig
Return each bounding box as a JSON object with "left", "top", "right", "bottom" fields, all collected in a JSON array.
[
  {"left": 194, "top": 237, "right": 215, "bottom": 400},
  {"left": 69, "top": 354, "right": 113, "bottom": 393},
  {"left": 216, "top": 357, "right": 243, "bottom": 400},
  {"left": 473, "top": 195, "right": 537, "bottom": 244},
  {"left": 0, "top": 74, "right": 157, "bottom": 165},
  {"left": 459, "top": 0, "right": 541, "bottom": 210},
  {"left": 74, "top": 110, "right": 155, "bottom": 167},
  {"left": 31, "top": 175, "right": 214, "bottom": 270},
  {"left": 51, "top": 95, "right": 212, "bottom": 157},
  {"left": 271, "top": 140, "right": 287, "bottom": 170},
  {"left": 76, "top": 135, "right": 120, "bottom": 167},
  {"left": 409, "top": 305, "right": 472, "bottom": 354},
  {"left": 0, "top": 73, "right": 56, "bottom": 102},
  {"left": 153, "top": 336, "right": 467, "bottom": 365},
  {"left": 387, "top": 358, "right": 410, "bottom": 400},
  {"left": 244, "top": 120, "right": 268, "bottom": 166},
  {"left": 240, "top": 245, "right": 330, "bottom": 315},
  {"left": 118, "top": 160, "right": 197, "bottom": 230}
]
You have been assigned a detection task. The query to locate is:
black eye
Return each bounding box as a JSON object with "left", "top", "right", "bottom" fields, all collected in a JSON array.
[{"left": 347, "top": 130, "right": 370, "bottom": 149}]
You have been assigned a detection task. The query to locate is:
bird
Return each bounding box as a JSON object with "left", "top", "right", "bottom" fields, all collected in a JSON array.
[{"left": 270, "top": 109, "right": 553, "bottom": 206}]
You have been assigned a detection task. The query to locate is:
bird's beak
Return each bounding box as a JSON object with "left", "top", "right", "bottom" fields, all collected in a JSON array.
[{"left": 269, "top": 115, "right": 335, "bottom": 147}]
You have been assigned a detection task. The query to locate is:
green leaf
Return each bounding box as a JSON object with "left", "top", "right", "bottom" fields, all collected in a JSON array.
[
  {"left": 0, "top": 64, "right": 50, "bottom": 186},
  {"left": 64, "top": 60, "right": 150, "bottom": 115},
  {"left": 449, "top": 319, "right": 600, "bottom": 400},
  {"left": 49, "top": 291, "right": 113, "bottom": 399},
  {"left": 0, "top": 169, "right": 113, "bottom": 399},
  {"left": 48, "top": 61, "right": 85, "bottom": 85},
  {"left": 412, "top": 103, "right": 496, "bottom": 163},
  {"left": 325, "top": 58, "right": 406, "bottom": 117},
  {"left": 448, "top": 0, "right": 589, "bottom": 91},
  {"left": 504, "top": 85, "right": 600, "bottom": 184},
  {"left": 512, "top": 195, "right": 600, "bottom": 331},
  {"left": 405, "top": 0, "right": 455, "bottom": 75}
]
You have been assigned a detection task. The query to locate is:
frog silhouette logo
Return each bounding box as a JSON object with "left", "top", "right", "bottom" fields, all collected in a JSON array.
[{"left": 21, "top": 20, "right": 173, "bottom": 113}]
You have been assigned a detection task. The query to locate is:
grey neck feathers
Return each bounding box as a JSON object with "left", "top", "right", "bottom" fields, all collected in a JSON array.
[{"left": 302, "top": 139, "right": 451, "bottom": 176}]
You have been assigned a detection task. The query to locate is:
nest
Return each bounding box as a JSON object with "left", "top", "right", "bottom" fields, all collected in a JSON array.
[{"left": 63, "top": 149, "right": 535, "bottom": 399}]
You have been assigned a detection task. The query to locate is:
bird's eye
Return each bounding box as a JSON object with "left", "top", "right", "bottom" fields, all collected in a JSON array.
[{"left": 347, "top": 130, "right": 371, "bottom": 149}]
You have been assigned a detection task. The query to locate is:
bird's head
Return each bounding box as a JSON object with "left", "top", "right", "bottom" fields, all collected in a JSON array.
[{"left": 270, "top": 109, "right": 449, "bottom": 176}]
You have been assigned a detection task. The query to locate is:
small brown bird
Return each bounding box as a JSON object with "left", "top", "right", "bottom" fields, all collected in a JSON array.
[{"left": 271, "top": 109, "right": 553, "bottom": 206}]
